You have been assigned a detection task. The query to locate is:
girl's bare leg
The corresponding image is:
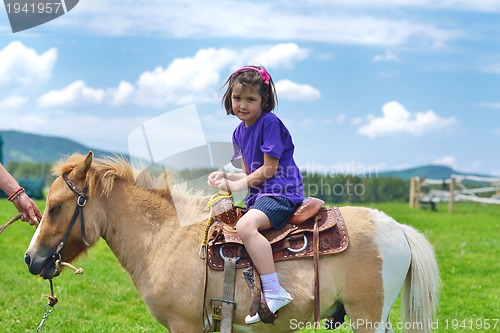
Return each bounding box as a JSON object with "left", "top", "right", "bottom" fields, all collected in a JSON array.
[
  {"left": 236, "top": 209, "right": 293, "bottom": 324},
  {"left": 235, "top": 209, "right": 275, "bottom": 274}
]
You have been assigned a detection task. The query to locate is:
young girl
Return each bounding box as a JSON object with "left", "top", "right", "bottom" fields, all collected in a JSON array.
[{"left": 207, "top": 65, "right": 305, "bottom": 324}]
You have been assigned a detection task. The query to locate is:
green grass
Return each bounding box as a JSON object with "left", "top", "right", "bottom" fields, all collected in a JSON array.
[
  {"left": 1, "top": 200, "right": 498, "bottom": 332},
  {"left": 0, "top": 199, "right": 165, "bottom": 333},
  {"left": 296, "top": 202, "right": 499, "bottom": 333}
]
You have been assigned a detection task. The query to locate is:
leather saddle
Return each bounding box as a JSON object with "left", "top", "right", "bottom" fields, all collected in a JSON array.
[{"left": 206, "top": 197, "right": 349, "bottom": 271}]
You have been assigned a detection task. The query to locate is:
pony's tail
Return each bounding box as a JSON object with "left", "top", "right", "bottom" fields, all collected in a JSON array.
[{"left": 401, "top": 225, "right": 440, "bottom": 333}]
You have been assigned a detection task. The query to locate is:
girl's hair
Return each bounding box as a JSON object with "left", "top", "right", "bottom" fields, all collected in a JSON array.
[{"left": 221, "top": 65, "right": 278, "bottom": 115}]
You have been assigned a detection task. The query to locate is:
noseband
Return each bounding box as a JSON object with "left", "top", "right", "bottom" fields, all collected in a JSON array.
[{"left": 54, "top": 173, "right": 90, "bottom": 257}]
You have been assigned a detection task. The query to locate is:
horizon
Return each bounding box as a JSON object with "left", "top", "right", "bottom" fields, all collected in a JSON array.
[{"left": 1, "top": 129, "right": 496, "bottom": 178}]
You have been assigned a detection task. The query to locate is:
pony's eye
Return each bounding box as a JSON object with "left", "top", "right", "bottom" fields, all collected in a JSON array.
[{"left": 49, "top": 205, "right": 62, "bottom": 216}]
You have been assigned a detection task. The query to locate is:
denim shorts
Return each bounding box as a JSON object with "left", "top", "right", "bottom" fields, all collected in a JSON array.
[{"left": 249, "top": 196, "right": 301, "bottom": 230}]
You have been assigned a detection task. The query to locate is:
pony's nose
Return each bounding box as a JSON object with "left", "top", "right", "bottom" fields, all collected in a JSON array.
[{"left": 24, "top": 253, "right": 31, "bottom": 266}]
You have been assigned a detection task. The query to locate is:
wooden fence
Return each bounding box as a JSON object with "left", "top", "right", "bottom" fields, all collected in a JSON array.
[{"left": 409, "top": 174, "right": 500, "bottom": 212}]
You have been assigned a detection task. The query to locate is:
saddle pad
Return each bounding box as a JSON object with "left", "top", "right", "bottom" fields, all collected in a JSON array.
[{"left": 206, "top": 206, "right": 349, "bottom": 271}]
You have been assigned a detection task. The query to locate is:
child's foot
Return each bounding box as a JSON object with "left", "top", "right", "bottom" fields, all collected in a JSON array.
[{"left": 245, "top": 288, "right": 293, "bottom": 324}]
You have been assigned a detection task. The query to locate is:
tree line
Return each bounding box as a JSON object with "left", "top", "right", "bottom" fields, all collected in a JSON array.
[
  {"left": 6, "top": 161, "right": 55, "bottom": 185},
  {"left": 302, "top": 172, "right": 409, "bottom": 204}
]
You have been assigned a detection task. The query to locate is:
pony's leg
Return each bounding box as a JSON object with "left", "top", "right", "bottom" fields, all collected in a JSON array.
[
  {"left": 345, "top": 210, "right": 412, "bottom": 333},
  {"left": 371, "top": 210, "right": 412, "bottom": 332},
  {"left": 339, "top": 243, "right": 386, "bottom": 333},
  {"left": 166, "top": 316, "right": 204, "bottom": 333},
  {"left": 339, "top": 208, "right": 411, "bottom": 333},
  {"left": 342, "top": 278, "right": 386, "bottom": 333}
]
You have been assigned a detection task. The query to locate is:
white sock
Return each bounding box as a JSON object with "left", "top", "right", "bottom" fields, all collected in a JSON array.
[{"left": 261, "top": 272, "right": 282, "bottom": 296}]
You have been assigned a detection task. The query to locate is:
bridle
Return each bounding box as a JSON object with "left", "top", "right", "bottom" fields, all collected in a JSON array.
[
  {"left": 33, "top": 173, "right": 90, "bottom": 330},
  {"left": 53, "top": 173, "right": 90, "bottom": 259}
]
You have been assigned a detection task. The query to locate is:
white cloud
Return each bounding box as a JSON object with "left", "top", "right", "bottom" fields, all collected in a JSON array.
[
  {"left": 0, "top": 95, "right": 27, "bottom": 109},
  {"left": 38, "top": 80, "right": 105, "bottom": 108},
  {"left": 134, "top": 47, "right": 235, "bottom": 107},
  {"left": 313, "top": 0, "right": 500, "bottom": 13},
  {"left": 109, "top": 81, "right": 135, "bottom": 106},
  {"left": 433, "top": 155, "right": 457, "bottom": 167},
  {"left": 357, "top": 101, "right": 457, "bottom": 137},
  {"left": 37, "top": 44, "right": 316, "bottom": 108},
  {"left": 243, "top": 43, "right": 310, "bottom": 69},
  {"left": 275, "top": 80, "right": 321, "bottom": 101},
  {"left": 54, "top": 1, "right": 461, "bottom": 48},
  {"left": 373, "top": 50, "right": 401, "bottom": 62},
  {"left": 134, "top": 44, "right": 312, "bottom": 107},
  {"left": 0, "top": 41, "right": 57, "bottom": 89},
  {"left": 479, "top": 102, "right": 500, "bottom": 109}
]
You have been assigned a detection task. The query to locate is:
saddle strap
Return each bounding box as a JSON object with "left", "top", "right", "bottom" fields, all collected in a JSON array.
[
  {"left": 220, "top": 257, "right": 237, "bottom": 333},
  {"left": 243, "top": 267, "right": 277, "bottom": 324},
  {"left": 313, "top": 215, "right": 321, "bottom": 326}
]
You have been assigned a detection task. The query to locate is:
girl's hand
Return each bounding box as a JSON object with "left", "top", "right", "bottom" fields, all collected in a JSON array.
[
  {"left": 207, "top": 171, "right": 226, "bottom": 188},
  {"left": 214, "top": 178, "right": 246, "bottom": 192}
]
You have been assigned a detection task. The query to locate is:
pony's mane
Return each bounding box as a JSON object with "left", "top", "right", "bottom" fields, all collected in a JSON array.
[
  {"left": 52, "top": 154, "right": 208, "bottom": 211},
  {"left": 53, "top": 154, "right": 136, "bottom": 196}
]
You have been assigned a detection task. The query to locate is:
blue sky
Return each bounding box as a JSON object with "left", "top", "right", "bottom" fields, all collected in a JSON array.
[{"left": 0, "top": 0, "right": 499, "bottom": 176}]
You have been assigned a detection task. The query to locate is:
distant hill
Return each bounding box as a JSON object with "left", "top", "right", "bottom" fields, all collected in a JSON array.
[
  {"left": 0, "top": 130, "right": 494, "bottom": 181},
  {"left": 0, "top": 130, "right": 127, "bottom": 165},
  {"left": 379, "top": 165, "right": 492, "bottom": 180}
]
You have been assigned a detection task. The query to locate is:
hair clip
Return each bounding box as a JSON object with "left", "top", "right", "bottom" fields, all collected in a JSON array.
[{"left": 234, "top": 66, "right": 271, "bottom": 85}]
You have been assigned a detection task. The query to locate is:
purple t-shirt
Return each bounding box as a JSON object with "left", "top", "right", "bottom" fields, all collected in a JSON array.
[{"left": 232, "top": 112, "right": 305, "bottom": 207}]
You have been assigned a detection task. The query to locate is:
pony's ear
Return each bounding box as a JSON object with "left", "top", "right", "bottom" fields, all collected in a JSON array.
[{"left": 72, "top": 151, "right": 93, "bottom": 180}]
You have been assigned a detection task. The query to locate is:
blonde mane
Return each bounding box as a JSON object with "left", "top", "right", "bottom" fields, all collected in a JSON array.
[{"left": 52, "top": 153, "right": 209, "bottom": 217}]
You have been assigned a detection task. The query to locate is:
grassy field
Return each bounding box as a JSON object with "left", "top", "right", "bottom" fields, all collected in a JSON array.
[{"left": 0, "top": 199, "right": 498, "bottom": 332}]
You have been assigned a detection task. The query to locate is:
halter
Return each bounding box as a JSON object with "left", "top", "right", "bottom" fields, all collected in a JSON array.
[{"left": 53, "top": 173, "right": 90, "bottom": 257}]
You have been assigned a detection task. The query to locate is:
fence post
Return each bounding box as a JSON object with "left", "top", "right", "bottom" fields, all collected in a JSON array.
[
  {"left": 448, "top": 176, "right": 455, "bottom": 213},
  {"left": 415, "top": 177, "right": 421, "bottom": 209},
  {"left": 409, "top": 177, "right": 416, "bottom": 208}
]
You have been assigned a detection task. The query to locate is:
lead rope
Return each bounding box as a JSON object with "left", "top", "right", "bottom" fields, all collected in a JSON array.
[
  {"left": 200, "top": 190, "right": 233, "bottom": 332},
  {"left": 37, "top": 280, "right": 58, "bottom": 332},
  {"left": 1, "top": 214, "right": 84, "bottom": 332},
  {"left": 36, "top": 261, "right": 84, "bottom": 332},
  {"left": 0, "top": 213, "right": 39, "bottom": 235},
  {"left": 198, "top": 190, "right": 232, "bottom": 259}
]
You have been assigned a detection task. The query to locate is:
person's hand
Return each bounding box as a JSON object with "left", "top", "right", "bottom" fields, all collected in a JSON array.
[
  {"left": 13, "top": 192, "right": 42, "bottom": 226},
  {"left": 214, "top": 178, "right": 247, "bottom": 193},
  {"left": 207, "top": 171, "right": 226, "bottom": 188}
]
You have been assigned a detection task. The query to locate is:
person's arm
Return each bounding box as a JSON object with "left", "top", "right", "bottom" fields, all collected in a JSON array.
[
  {"left": 0, "top": 163, "right": 42, "bottom": 225},
  {"left": 0, "top": 163, "right": 21, "bottom": 196}
]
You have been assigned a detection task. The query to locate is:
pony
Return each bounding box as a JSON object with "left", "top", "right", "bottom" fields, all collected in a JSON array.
[{"left": 25, "top": 152, "right": 439, "bottom": 333}]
